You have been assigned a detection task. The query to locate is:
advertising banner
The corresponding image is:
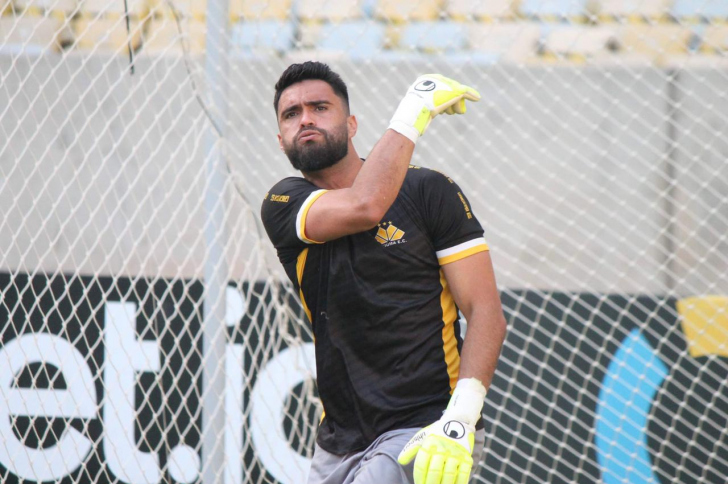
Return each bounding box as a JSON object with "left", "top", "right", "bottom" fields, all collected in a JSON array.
[{"left": 0, "top": 272, "right": 725, "bottom": 483}]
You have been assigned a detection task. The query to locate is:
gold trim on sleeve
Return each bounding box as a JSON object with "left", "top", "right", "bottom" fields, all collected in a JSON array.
[
  {"left": 297, "top": 190, "right": 329, "bottom": 244},
  {"left": 296, "top": 248, "right": 313, "bottom": 324},
  {"left": 438, "top": 244, "right": 489, "bottom": 266}
]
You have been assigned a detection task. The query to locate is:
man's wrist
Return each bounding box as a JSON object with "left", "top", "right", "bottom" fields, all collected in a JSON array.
[
  {"left": 443, "top": 377, "right": 487, "bottom": 427},
  {"left": 387, "top": 124, "right": 420, "bottom": 144},
  {"left": 388, "top": 93, "right": 431, "bottom": 144}
]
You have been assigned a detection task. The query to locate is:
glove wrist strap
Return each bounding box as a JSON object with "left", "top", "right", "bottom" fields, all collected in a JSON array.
[
  {"left": 443, "top": 378, "right": 487, "bottom": 427},
  {"left": 388, "top": 94, "right": 429, "bottom": 144},
  {"left": 387, "top": 122, "right": 420, "bottom": 144}
]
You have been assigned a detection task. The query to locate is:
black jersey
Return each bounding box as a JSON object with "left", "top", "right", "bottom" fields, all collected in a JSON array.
[{"left": 260, "top": 165, "right": 488, "bottom": 454}]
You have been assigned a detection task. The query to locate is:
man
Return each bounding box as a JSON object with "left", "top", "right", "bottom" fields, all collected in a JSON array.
[{"left": 261, "top": 62, "right": 506, "bottom": 484}]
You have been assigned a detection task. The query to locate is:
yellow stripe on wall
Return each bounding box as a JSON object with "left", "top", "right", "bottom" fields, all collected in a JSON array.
[
  {"left": 296, "top": 248, "right": 313, "bottom": 323},
  {"left": 678, "top": 295, "right": 728, "bottom": 358},
  {"left": 439, "top": 270, "right": 460, "bottom": 394}
]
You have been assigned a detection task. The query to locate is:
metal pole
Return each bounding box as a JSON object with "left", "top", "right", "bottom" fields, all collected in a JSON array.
[
  {"left": 202, "top": 0, "right": 230, "bottom": 481},
  {"left": 662, "top": 69, "right": 680, "bottom": 296}
]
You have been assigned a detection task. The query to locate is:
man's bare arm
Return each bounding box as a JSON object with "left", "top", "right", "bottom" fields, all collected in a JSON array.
[
  {"left": 396, "top": 250, "right": 505, "bottom": 480},
  {"left": 442, "top": 250, "right": 507, "bottom": 389},
  {"left": 304, "top": 130, "right": 414, "bottom": 242},
  {"left": 304, "top": 75, "right": 481, "bottom": 243}
]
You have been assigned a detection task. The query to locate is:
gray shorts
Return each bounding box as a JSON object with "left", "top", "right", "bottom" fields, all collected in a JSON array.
[{"left": 307, "top": 427, "right": 486, "bottom": 484}]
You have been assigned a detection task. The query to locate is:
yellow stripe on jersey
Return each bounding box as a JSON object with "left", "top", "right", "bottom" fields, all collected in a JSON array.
[
  {"left": 437, "top": 237, "right": 489, "bottom": 266},
  {"left": 296, "top": 248, "right": 313, "bottom": 324},
  {"left": 439, "top": 270, "right": 460, "bottom": 394},
  {"left": 296, "top": 189, "right": 329, "bottom": 244},
  {"left": 297, "top": 249, "right": 324, "bottom": 422}
]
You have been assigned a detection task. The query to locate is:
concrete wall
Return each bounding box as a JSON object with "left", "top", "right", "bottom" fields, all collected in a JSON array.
[{"left": 1, "top": 54, "right": 726, "bottom": 296}]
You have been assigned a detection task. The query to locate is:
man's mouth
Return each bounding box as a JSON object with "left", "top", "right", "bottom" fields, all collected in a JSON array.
[{"left": 298, "top": 130, "right": 321, "bottom": 142}]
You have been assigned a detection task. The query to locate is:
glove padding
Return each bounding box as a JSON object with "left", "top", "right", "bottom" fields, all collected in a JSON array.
[
  {"left": 397, "top": 418, "right": 475, "bottom": 484},
  {"left": 388, "top": 74, "right": 481, "bottom": 144}
]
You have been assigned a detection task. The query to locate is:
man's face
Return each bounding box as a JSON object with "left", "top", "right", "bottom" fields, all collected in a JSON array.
[{"left": 277, "top": 80, "right": 354, "bottom": 173}]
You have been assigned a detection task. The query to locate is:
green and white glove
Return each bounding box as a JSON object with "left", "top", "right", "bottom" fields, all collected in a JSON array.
[
  {"left": 388, "top": 74, "right": 481, "bottom": 144},
  {"left": 398, "top": 378, "right": 487, "bottom": 484}
]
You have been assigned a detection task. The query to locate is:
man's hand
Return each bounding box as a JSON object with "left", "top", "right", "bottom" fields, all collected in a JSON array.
[
  {"left": 398, "top": 418, "right": 475, "bottom": 484},
  {"left": 398, "top": 378, "right": 487, "bottom": 484},
  {"left": 388, "top": 74, "right": 481, "bottom": 144}
]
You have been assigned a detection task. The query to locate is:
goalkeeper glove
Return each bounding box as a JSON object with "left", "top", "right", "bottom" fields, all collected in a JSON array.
[
  {"left": 398, "top": 378, "right": 487, "bottom": 484},
  {"left": 388, "top": 74, "right": 481, "bottom": 144}
]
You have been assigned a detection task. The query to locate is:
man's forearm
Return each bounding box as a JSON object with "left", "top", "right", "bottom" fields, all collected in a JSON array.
[
  {"left": 300, "top": 74, "right": 480, "bottom": 243},
  {"left": 348, "top": 130, "right": 415, "bottom": 224},
  {"left": 348, "top": 73, "right": 481, "bottom": 226},
  {"left": 458, "top": 307, "right": 507, "bottom": 390}
]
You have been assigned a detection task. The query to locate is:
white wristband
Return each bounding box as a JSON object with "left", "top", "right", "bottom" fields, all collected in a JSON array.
[
  {"left": 388, "top": 94, "right": 428, "bottom": 144},
  {"left": 443, "top": 378, "right": 487, "bottom": 427},
  {"left": 387, "top": 122, "right": 420, "bottom": 144}
]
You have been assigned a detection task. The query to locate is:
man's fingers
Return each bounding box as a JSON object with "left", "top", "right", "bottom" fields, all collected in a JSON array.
[
  {"left": 462, "top": 86, "right": 481, "bottom": 102},
  {"left": 442, "top": 457, "right": 460, "bottom": 484},
  {"left": 452, "top": 98, "right": 467, "bottom": 115},
  {"left": 398, "top": 427, "right": 429, "bottom": 465},
  {"left": 398, "top": 442, "right": 419, "bottom": 465},
  {"left": 455, "top": 461, "right": 472, "bottom": 484},
  {"left": 442, "top": 86, "right": 479, "bottom": 116},
  {"left": 424, "top": 453, "right": 446, "bottom": 484},
  {"left": 442, "top": 97, "right": 469, "bottom": 115},
  {"left": 413, "top": 450, "right": 432, "bottom": 484}
]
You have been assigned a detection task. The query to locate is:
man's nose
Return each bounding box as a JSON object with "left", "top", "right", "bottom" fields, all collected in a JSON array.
[{"left": 299, "top": 108, "right": 315, "bottom": 127}]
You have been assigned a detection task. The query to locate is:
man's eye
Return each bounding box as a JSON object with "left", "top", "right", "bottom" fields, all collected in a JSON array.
[
  {"left": 316, "top": 106, "right": 327, "bottom": 111},
  {"left": 285, "top": 112, "right": 297, "bottom": 119}
]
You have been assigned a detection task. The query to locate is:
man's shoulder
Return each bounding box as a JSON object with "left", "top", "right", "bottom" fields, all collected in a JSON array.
[
  {"left": 403, "top": 164, "right": 457, "bottom": 189},
  {"left": 261, "top": 177, "right": 317, "bottom": 226},
  {"left": 266, "top": 176, "right": 315, "bottom": 196},
  {"left": 262, "top": 177, "right": 318, "bottom": 206}
]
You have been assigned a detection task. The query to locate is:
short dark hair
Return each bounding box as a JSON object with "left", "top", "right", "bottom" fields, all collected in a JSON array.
[{"left": 273, "top": 61, "right": 350, "bottom": 116}]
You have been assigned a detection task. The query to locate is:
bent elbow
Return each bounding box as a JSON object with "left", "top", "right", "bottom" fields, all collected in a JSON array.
[{"left": 354, "top": 195, "right": 388, "bottom": 229}]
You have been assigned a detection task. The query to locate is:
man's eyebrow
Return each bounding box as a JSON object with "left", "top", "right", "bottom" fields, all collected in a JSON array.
[
  {"left": 280, "top": 100, "right": 332, "bottom": 118},
  {"left": 280, "top": 104, "right": 300, "bottom": 118},
  {"left": 304, "top": 100, "right": 331, "bottom": 106}
]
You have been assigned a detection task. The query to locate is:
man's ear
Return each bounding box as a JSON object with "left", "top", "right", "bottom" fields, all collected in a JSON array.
[
  {"left": 347, "top": 115, "right": 358, "bottom": 138},
  {"left": 277, "top": 133, "right": 284, "bottom": 152}
]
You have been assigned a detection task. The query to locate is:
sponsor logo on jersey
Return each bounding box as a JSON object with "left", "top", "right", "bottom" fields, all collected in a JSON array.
[
  {"left": 375, "top": 222, "right": 406, "bottom": 247},
  {"left": 270, "top": 194, "right": 290, "bottom": 203},
  {"left": 457, "top": 192, "right": 473, "bottom": 219}
]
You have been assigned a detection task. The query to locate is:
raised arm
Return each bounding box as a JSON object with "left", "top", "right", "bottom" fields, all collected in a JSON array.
[
  {"left": 302, "top": 75, "right": 481, "bottom": 243},
  {"left": 302, "top": 130, "right": 415, "bottom": 242}
]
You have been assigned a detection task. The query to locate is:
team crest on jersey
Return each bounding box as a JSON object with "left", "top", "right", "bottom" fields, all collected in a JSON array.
[{"left": 375, "top": 222, "right": 406, "bottom": 247}]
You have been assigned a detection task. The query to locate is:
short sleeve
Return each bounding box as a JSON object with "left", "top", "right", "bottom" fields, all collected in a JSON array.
[
  {"left": 420, "top": 169, "right": 489, "bottom": 265},
  {"left": 261, "top": 177, "right": 329, "bottom": 262}
]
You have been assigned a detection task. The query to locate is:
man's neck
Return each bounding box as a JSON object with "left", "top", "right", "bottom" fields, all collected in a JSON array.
[{"left": 302, "top": 147, "right": 362, "bottom": 190}]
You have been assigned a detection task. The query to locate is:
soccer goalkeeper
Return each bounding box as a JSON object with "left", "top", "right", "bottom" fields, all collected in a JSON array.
[{"left": 261, "top": 61, "right": 507, "bottom": 484}]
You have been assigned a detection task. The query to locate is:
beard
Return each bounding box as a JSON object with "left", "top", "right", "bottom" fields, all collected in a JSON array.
[{"left": 282, "top": 124, "right": 349, "bottom": 173}]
